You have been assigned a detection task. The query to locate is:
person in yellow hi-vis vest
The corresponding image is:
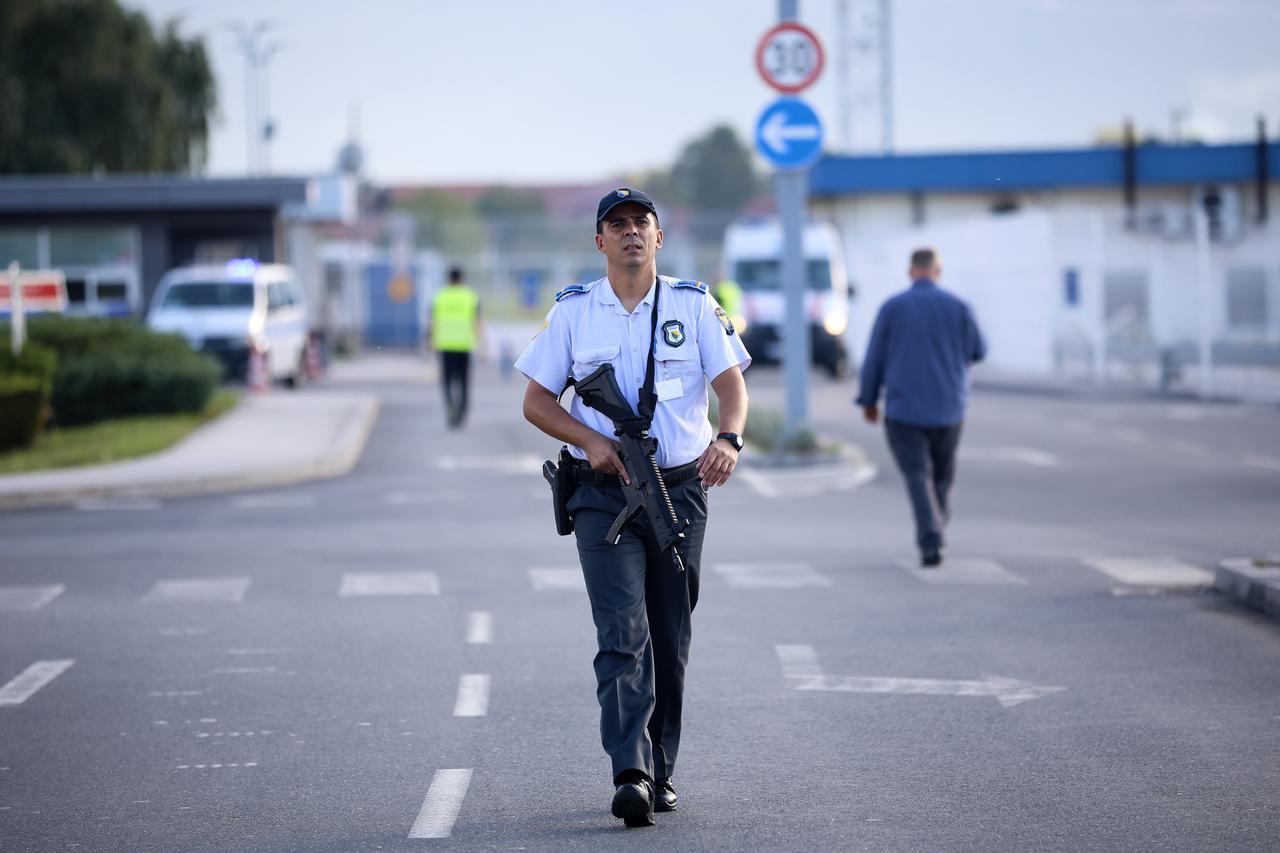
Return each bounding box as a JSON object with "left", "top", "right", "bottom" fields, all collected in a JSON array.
[{"left": 428, "top": 266, "right": 482, "bottom": 429}]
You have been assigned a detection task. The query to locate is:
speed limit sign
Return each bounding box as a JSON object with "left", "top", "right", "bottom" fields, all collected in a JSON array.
[{"left": 755, "top": 22, "right": 824, "bottom": 93}]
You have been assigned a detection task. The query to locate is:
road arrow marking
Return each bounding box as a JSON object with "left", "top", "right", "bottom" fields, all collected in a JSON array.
[
  {"left": 775, "top": 644, "right": 1064, "bottom": 707},
  {"left": 760, "top": 110, "right": 821, "bottom": 155}
]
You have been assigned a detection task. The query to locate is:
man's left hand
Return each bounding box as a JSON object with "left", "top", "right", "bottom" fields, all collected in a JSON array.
[{"left": 697, "top": 439, "right": 739, "bottom": 487}]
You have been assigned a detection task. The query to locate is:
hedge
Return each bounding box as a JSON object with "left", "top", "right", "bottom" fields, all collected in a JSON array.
[
  {"left": 0, "top": 341, "right": 58, "bottom": 451},
  {"left": 0, "top": 316, "right": 221, "bottom": 427}
]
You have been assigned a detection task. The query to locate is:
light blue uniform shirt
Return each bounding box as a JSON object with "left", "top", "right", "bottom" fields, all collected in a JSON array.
[{"left": 515, "top": 275, "right": 751, "bottom": 468}]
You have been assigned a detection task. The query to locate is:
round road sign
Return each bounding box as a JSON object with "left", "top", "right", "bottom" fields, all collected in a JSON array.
[{"left": 755, "top": 22, "right": 825, "bottom": 94}]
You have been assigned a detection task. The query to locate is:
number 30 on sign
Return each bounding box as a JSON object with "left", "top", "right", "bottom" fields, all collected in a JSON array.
[{"left": 755, "top": 22, "right": 825, "bottom": 94}]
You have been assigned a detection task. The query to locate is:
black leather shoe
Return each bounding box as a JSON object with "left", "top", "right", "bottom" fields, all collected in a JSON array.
[
  {"left": 921, "top": 547, "right": 942, "bottom": 568},
  {"left": 611, "top": 779, "right": 655, "bottom": 827},
  {"left": 654, "top": 778, "right": 677, "bottom": 812}
]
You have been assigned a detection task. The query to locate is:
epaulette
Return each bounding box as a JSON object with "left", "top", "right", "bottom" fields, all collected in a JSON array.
[
  {"left": 673, "top": 279, "right": 709, "bottom": 294},
  {"left": 554, "top": 283, "right": 591, "bottom": 302}
]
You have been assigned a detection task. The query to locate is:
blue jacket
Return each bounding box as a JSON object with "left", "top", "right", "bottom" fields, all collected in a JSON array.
[{"left": 855, "top": 279, "right": 986, "bottom": 427}]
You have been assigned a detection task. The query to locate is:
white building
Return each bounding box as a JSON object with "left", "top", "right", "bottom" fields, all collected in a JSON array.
[{"left": 809, "top": 138, "right": 1280, "bottom": 395}]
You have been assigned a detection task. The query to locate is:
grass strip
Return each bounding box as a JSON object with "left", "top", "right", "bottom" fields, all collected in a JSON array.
[{"left": 0, "top": 389, "right": 241, "bottom": 475}]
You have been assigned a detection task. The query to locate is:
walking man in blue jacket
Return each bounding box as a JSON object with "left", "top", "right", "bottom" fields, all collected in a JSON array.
[{"left": 855, "top": 248, "right": 986, "bottom": 567}]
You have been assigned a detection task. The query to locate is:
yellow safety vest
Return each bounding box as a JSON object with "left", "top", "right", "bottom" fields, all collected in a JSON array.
[
  {"left": 432, "top": 286, "right": 479, "bottom": 352},
  {"left": 713, "top": 279, "right": 744, "bottom": 318}
]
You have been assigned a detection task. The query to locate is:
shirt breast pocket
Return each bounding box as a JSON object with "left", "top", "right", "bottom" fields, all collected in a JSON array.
[
  {"left": 656, "top": 345, "right": 703, "bottom": 395},
  {"left": 571, "top": 343, "right": 620, "bottom": 382}
]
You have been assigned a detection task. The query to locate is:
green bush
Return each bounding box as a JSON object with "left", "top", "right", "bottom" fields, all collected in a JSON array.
[
  {"left": 0, "top": 341, "right": 58, "bottom": 451},
  {"left": 0, "top": 316, "right": 221, "bottom": 427}
]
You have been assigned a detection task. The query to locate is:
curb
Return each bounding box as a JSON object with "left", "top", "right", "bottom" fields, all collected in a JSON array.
[
  {"left": 0, "top": 397, "right": 381, "bottom": 510},
  {"left": 1214, "top": 558, "right": 1280, "bottom": 621}
]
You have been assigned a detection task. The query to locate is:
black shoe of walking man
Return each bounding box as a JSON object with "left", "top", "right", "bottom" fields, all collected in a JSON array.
[{"left": 611, "top": 771, "right": 655, "bottom": 827}]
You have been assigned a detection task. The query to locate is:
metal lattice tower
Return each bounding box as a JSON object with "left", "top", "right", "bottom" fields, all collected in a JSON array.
[{"left": 835, "top": 0, "right": 893, "bottom": 154}]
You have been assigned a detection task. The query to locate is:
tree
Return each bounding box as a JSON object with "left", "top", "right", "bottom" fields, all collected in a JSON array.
[
  {"left": 665, "top": 125, "right": 762, "bottom": 214},
  {"left": 0, "top": 0, "right": 216, "bottom": 175}
]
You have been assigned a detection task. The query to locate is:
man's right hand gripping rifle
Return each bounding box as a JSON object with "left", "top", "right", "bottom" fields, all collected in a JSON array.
[{"left": 573, "top": 363, "right": 688, "bottom": 573}]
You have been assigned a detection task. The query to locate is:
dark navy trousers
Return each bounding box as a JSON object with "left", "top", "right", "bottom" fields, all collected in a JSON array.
[
  {"left": 567, "top": 476, "right": 707, "bottom": 784},
  {"left": 884, "top": 418, "right": 963, "bottom": 550}
]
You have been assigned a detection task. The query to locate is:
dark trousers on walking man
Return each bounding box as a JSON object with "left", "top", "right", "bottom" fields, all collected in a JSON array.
[
  {"left": 885, "top": 419, "right": 963, "bottom": 558},
  {"left": 440, "top": 351, "right": 470, "bottom": 429}
]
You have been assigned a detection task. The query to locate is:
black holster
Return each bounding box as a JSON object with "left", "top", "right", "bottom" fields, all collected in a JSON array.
[{"left": 543, "top": 446, "right": 578, "bottom": 536}]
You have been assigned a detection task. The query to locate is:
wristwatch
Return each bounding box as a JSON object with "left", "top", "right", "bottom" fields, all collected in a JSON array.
[{"left": 716, "top": 432, "right": 744, "bottom": 452}]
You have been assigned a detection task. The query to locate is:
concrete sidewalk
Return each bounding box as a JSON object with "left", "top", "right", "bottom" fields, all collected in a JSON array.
[{"left": 0, "top": 391, "right": 380, "bottom": 510}]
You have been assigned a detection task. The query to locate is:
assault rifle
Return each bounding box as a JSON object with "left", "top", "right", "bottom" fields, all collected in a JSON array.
[{"left": 574, "top": 363, "right": 687, "bottom": 572}]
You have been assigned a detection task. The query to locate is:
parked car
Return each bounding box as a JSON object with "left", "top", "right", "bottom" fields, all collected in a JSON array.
[{"left": 147, "top": 260, "right": 309, "bottom": 385}]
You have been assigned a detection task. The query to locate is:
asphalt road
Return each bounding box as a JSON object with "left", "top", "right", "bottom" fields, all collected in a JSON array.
[{"left": 2, "top": 356, "right": 1278, "bottom": 852}]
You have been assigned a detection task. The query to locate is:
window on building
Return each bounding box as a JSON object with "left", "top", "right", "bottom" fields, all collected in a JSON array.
[
  {"left": 1225, "top": 268, "right": 1268, "bottom": 332},
  {"left": 48, "top": 227, "right": 136, "bottom": 266},
  {"left": 0, "top": 229, "right": 40, "bottom": 268}
]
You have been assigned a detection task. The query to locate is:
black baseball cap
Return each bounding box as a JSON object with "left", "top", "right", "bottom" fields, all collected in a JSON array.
[{"left": 596, "top": 187, "right": 658, "bottom": 224}]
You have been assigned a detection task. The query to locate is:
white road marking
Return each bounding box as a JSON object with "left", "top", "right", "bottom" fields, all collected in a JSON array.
[
  {"left": 0, "top": 659, "right": 75, "bottom": 707},
  {"left": 775, "top": 645, "right": 1063, "bottom": 707},
  {"left": 209, "top": 666, "right": 282, "bottom": 675},
  {"left": 1082, "top": 557, "right": 1213, "bottom": 590},
  {"left": 230, "top": 493, "right": 315, "bottom": 509},
  {"left": 338, "top": 572, "right": 440, "bottom": 597},
  {"left": 0, "top": 584, "right": 65, "bottom": 612},
  {"left": 148, "top": 690, "right": 204, "bottom": 698},
  {"left": 775, "top": 644, "right": 824, "bottom": 680},
  {"left": 465, "top": 611, "right": 493, "bottom": 644},
  {"left": 959, "top": 446, "right": 1060, "bottom": 467},
  {"left": 1243, "top": 454, "right": 1280, "bottom": 472},
  {"left": 409, "top": 768, "right": 473, "bottom": 839},
  {"left": 383, "top": 491, "right": 450, "bottom": 506},
  {"left": 528, "top": 568, "right": 585, "bottom": 592},
  {"left": 75, "top": 499, "right": 162, "bottom": 511},
  {"left": 897, "top": 558, "right": 1027, "bottom": 586},
  {"left": 437, "top": 454, "right": 543, "bottom": 475},
  {"left": 144, "top": 578, "right": 250, "bottom": 604},
  {"left": 714, "top": 563, "right": 832, "bottom": 589},
  {"left": 738, "top": 464, "right": 877, "bottom": 499},
  {"left": 452, "top": 674, "right": 491, "bottom": 717}
]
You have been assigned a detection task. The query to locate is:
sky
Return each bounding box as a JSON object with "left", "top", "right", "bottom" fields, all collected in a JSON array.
[{"left": 124, "top": 0, "right": 1280, "bottom": 185}]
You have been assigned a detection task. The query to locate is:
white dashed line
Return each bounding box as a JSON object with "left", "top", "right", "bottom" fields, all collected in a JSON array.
[
  {"left": 528, "top": 568, "right": 585, "bottom": 592},
  {"left": 338, "top": 572, "right": 440, "bottom": 597},
  {"left": 409, "top": 769, "right": 473, "bottom": 839},
  {"left": 143, "top": 578, "right": 250, "bottom": 604},
  {"left": 897, "top": 558, "right": 1027, "bottom": 586},
  {"left": 0, "top": 659, "right": 75, "bottom": 707},
  {"left": 959, "top": 446, "right": 1060, "bottom": 467},
  {"left": 1243, "top": 454, "right": 1280, "bottom": 472},
  {"left": 714, "top": 563, "right": 832, "bottom": 589},
  {"left": 209, "top": 667, "right": 284, "bottom": 676},
  {"left": 775, "top": 644, "right": 823, "bottom": 680},
  {"left": 452, "top": 674, "right": 491, "bottom": 717},
  {"left": 465, "top": 611, "right": 493, "bottom": 644},
  {"left": 1082, "top": 557, "right": 1213, "bottom": 590},
  {"left": 230, "top": 493, "right": 315, "bottom": 509},
  {"left": 0, "top": 584, "right": 66, "bottom": 612}
]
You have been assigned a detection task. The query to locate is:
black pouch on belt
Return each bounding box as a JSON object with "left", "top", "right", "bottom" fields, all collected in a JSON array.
[{"left": 542, "top": 446, "right": 578, "bottom": 536}]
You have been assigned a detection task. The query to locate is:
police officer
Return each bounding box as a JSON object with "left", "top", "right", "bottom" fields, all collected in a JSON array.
[
  {"left": 428, "top": 266, "right": 482, "bottom": 429},
  {"left": 516, "top": 188, "right": 750, "bottom": 827}
]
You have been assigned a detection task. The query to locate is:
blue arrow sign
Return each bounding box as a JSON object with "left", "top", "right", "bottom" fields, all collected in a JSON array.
[{"left": 755, "top": 97, "right": 824, "bottom": 171}]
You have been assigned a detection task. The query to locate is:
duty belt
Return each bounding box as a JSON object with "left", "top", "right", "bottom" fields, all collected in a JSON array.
[{"left": 570, "top": 459, "right": 700, "bottom": 490}]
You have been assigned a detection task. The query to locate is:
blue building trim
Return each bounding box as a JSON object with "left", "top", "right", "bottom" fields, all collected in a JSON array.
[{"left": 809, "top": 142, "right": 1280, "bottom": 196}]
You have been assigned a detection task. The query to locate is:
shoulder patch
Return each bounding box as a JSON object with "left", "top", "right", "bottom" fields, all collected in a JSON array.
[
  {"left": 553, "top": 283, "right": 590, "bottom": 302},
  {"left": 673, "top": 279, "right": 709, "bottom": 294}
]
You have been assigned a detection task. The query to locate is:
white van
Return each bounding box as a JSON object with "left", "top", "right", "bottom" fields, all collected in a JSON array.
[
  {"left": 147, "top": 260, "right": 309, "bottom": 386},
  {"left": 721, "top": 219, "right": 852, "bottom": 377}
]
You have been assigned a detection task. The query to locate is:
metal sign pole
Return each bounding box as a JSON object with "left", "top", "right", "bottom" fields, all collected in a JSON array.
[
  {"left": 778, "top": 0, "right": 809, "bottom": 445},
  {"left": 9, "top": 262, "right": 24, "bottom": 356}
]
